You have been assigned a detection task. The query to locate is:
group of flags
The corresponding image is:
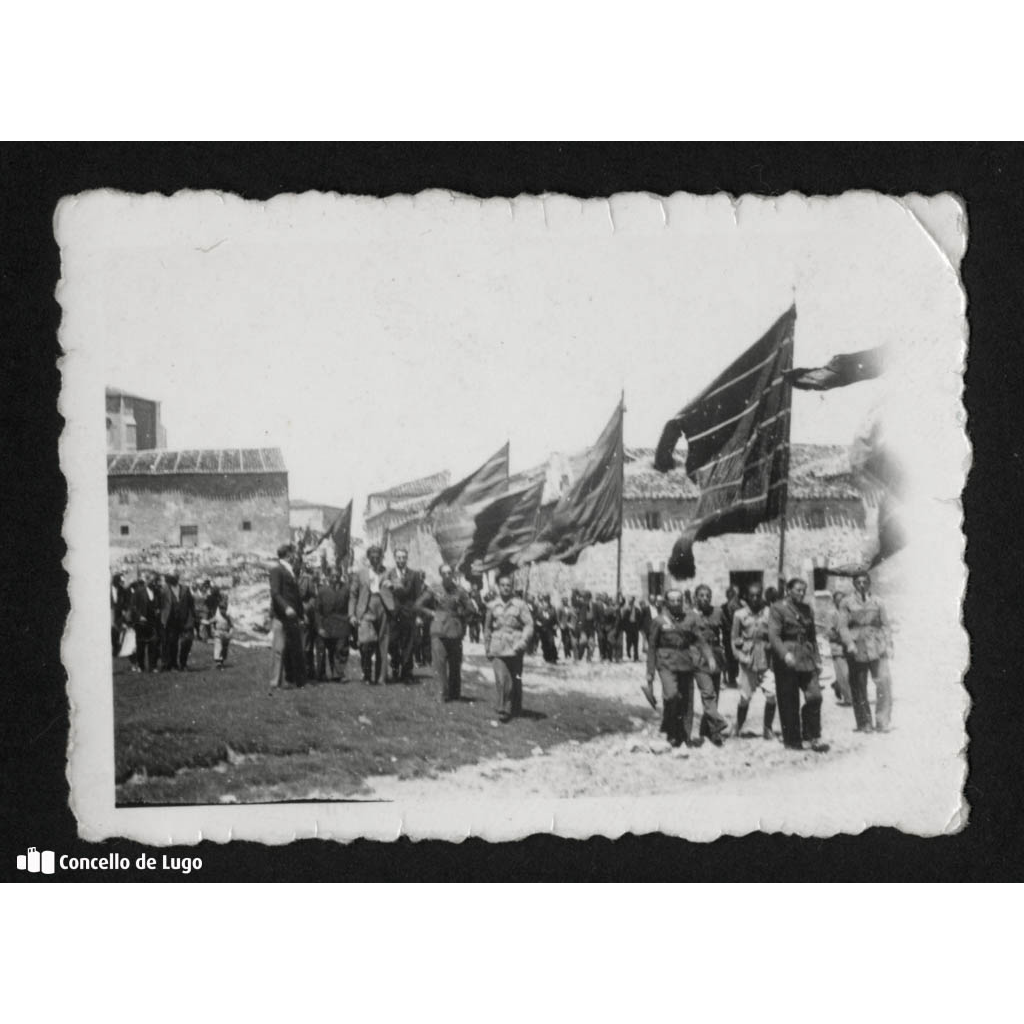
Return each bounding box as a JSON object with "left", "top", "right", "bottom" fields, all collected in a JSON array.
[
  {"left": 423, "top": 401, "right": 624, "bottom": 576},
  {"left": 311, "top": 303, "right": 899, "bottom": 581},
  {"left": 298, "top": 499, "right": 354, "bottom": 571}
]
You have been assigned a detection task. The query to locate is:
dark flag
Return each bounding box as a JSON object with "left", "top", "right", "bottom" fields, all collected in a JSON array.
[
  {"left": 655, "top": 307, "right": 796, "bottom": 579},
  {"left": 300, "top": 524, "right": 317, "bottom": 554},
  {"left": 426, "top": 442, "right": 509, "bottom": 513},
  {"left": 463, "top": 477, "right": 546, "bottom": 574},
  {"left": 325, "top": 499, "right": 353, "bottom": 569},
  {"left": 785, "top": 346, "right": 887, "bottom": 391},
  {"left": 427, "top": 443, "right": 510, "bottom": 566},
  {"left": 520, "top": 401, "right": 624, "bottom": 566}
]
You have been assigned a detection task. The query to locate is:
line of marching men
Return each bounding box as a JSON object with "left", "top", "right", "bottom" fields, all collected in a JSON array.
[{"left": 643, "top": 571, "right": 894, "bottom": 752}]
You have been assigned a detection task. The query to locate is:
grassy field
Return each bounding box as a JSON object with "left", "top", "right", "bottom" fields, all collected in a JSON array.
[{"left": 114, "top": 640, "right": 640, "bottom": 804}]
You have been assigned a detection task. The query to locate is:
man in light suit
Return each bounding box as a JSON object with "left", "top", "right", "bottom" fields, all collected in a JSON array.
[
  {"left": 268, "top": 542, "right": 306, "bottom": 690},
  {"left": 386, "top": 546, "right": 423, "bottom": 683},
  {"left": 349, "top": 545, "right": 395, "bottom": 684}
]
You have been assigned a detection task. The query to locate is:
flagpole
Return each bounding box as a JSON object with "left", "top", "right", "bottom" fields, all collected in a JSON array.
[
  {"left": 777, "top": 305, "right": 795, "bottom": 590},
  {"left": 616, "top": 389, "right": 625, "bottom": 598}
]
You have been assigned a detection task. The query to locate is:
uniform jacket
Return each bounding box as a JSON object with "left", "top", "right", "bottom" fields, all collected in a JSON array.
[
  {"left": 348, "top": 566, "right": 397, "bottom": 619},
  {"left": 691, "top": 606, "right": 727, "bottom": 666},
  {"left": 838, "top": 592, "right": 892, "bottom": 663},
  {"left": 646, "top": 610, "right": 702, "bottom": 675},
  {"left": 269, "top": 562, "right": 303, "bottom": 623},
  {"left": 416, "top": 584, "right": 474, "bottom": 640},
  {"left": 768, "top": 598, "right": 820, "bottom": 672},
  {"left": 484, "top": 596, "right": 534, "bottom": 657},
  {"left": 824, "top": 606, "right": 845, "bottom": 657},
  {"left": 314, "top": 583, "right": 351, "bottom": 639},
  {"left": 732, "top": 605, "right": 772, "bottom": 673}
]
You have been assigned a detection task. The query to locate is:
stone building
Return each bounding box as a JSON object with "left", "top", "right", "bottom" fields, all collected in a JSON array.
[
  {"left": 107, "top": 447, "right": 289, "bottom": 553},
  {"left": 363, "top": 470, "right": 450, "bottom": 549},
  {"left": 105, "top": 387, "right": 167, "bottom": 453},
  {"left": 372, "top": 443, "right": 872, "bottom": 597}
]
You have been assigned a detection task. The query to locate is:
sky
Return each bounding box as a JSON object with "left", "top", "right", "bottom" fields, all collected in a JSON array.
[{"left": 84, "top": 190, "right": 960, "bottom": 530}]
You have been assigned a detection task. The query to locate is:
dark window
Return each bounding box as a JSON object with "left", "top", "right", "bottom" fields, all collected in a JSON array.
[
  {"left": 180, "top": 525, "right": 198, "bottom": 547},
  {"left": 647, "top": 570, "right": 665, "bottom": 599},
  {"left": 729, "top": 570, "right": 764, "bottom": 600},
  {"left": 242, "top": 520, "right": 252, "bottom": 532},
  {"left": 812, "top": 567, "right": 829, "bottom": 591},
  {"left": 120, "top": 524, "right": 130, "bottom": 536},
  {"left": 644, "top": 509, "right": 661, "bottom": 530}
]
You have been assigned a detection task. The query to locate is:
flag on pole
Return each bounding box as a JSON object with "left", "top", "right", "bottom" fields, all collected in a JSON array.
[
  {"left": 463, "top": 476, "right": 546, "bottom": 574},
  {"left": 519, "top": 400, "right": 624, "bottom": 566},
  {"left": 426, "top": 442, "right": 509, "bottom": 513},
  {"left": 426, "top": 443, "right": 510, "bottom": 565},
  {"left": 655, "top": 306, "right": 796, "bottom": 579},
  {"left": 325, "top": 499, "right": 353, "bottom": 569},
  {"left": 785, "top": 345, "right": 887, "bottom": 391}
]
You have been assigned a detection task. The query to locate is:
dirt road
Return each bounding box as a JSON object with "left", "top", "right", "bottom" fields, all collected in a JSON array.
[{"left": 365, "top": 646, "right": 967, "bottom": 839}]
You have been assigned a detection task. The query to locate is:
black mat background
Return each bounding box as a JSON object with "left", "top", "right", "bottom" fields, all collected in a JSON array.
[{"left": 0, "top": 142, "right": 1015, "bottom": 881}]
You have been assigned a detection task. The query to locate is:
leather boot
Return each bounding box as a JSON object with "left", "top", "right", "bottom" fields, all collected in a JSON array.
[
  {"left": 734, "top": 698, "right": 749, "bottom": 737},
  {"left": 763, "top": 700, "right": 776, "bottom": 740}
]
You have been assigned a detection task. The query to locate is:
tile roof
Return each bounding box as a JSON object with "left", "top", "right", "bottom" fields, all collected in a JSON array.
[
  {"left": 367, "top": 469, "right": 451, "bottom": 502},
  {"left": 107, "top": 448, "right": 287, "bottom": 476}
]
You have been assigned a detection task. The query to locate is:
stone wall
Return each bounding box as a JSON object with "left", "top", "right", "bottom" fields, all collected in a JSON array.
[
  {"left": 109, "top": 478, "right": 289, "bottom": 554},
  {"left": 525, "top": 519, "right": 872, "bottom": 601}
]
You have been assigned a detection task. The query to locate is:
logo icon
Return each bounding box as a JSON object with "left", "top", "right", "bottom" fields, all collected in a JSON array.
[{"left": 16, "top": 848, "right": 55, "bottom": 874}]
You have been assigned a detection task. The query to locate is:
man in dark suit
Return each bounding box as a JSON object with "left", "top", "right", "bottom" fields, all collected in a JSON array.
[
  {"left": 160, "top": 572, "right": 196, "bottom": 671},
  {"left": 128, "top": 571, "right": 160, "bottom": 672},
  {"left": 111, "top": 573, "right": 129, "bottom": 659},
  {"left": 385, "top": 547, "right": 423, "bottom": 683},
  {"left": 349, "top": 545, "right": 395, "bottom": 684},
  {"left": 622, "top": 595, "right": 642, "bottom": 662},
  {"left": 314, "top": 570, "right": 350, "bottom": 681},
  {"left": 269, "top": 542, "right": 306, "bottom": 690}
]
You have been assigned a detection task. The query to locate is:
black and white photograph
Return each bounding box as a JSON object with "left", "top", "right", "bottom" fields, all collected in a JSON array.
[{"left": 58, "top": 187, "right": 968, "bottom": 843}]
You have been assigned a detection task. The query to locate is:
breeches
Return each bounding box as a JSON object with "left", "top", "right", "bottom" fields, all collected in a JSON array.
[
  {"left": 775, "top": 666, "right": 822, "bottom": 746},
  {"left": 738, "top": 664, "right": 776, "bottom": 702}
]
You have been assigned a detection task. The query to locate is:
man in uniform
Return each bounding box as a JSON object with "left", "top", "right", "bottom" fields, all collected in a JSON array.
[
  {"left": 483, "top": 573, "right": 534, "bottom": 721},
  {"left": 349, "top": 545, "right": 395, "bottom": 684},
  {"left": 720, "top": 586, "right": 743, "bottom": 688},
  {"left": 386, "top": 547, "right": 423, "bottom": 683},
  {"left": 769, "top": 577, "right": 829, "bottom": 751},
  {"left": 731, "top": 582, "right": 777, "bottom": 739},
  {"left": 645, "top": 589, "right": 728, "bottom": 747},
  {"left": 415, "top": 563, "right": 475, "bottom": 701},
  {"left": 269, "top": 542, "right": 306, "bottom": 690},
  {"left": 839, "top": 571, "right": 894, "bottom": 732},
  {"left": 691, "top": 584, "right": 728, "bottom": 740},
  {"left": 825, "top": 589, "right": 853, "bottom": 707},
  {"left": 622, "top": 595, "right": 642, "bottom": 663},
  {"left": 535, "top": 594, "right": 560, "bottom": 664}
]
